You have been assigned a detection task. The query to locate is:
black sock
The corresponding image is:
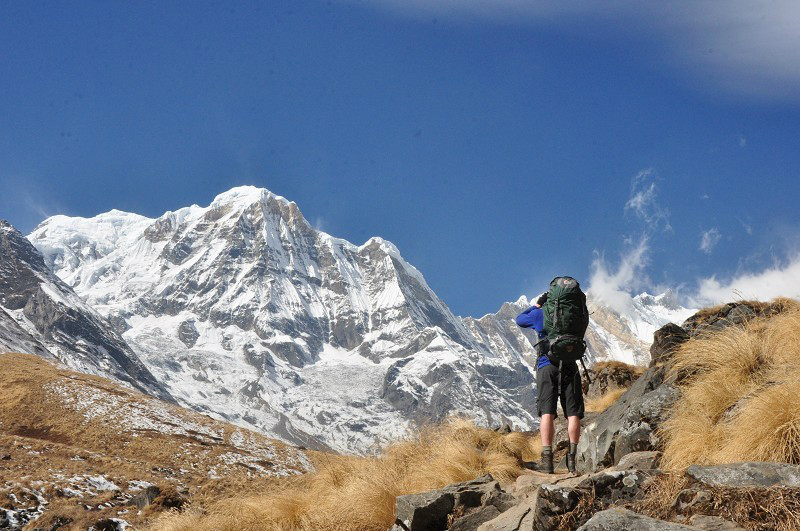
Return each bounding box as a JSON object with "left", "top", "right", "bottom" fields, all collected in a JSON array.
[{"left": 569, "top": 442, "right": 578, "bottom": 455}]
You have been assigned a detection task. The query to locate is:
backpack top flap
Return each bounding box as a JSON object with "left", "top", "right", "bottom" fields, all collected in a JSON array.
[{"left": 542, "top": 276, "right": 589, "bottom": 339}]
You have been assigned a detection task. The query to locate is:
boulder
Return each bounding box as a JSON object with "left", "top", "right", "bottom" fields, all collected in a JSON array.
[
  {"left": 688, "top": 514, "right": 746, "bottom": 530},
  {"left": 128, "top": 485, "right": 161, "bottom": 509},
  {"left": 613, "top": 451, "right": 662, "bottom": 471},
  {"left": 91, "top": 519, "right": 128, "bottom": 531},
  {"left": 649, "top": 323, "right": 689, "bottom": 367},
  {"left": 686, "top": 462, "right": 800, "bottom": 488},
  {"left": 576, "top": 365, "right": 677, "bottom": 473},
  {"left": 576, "top": 508, "right": 694, "bottom": 530},
  {"left": 394, "top": 474, "right": 515, "bottom": 531}
]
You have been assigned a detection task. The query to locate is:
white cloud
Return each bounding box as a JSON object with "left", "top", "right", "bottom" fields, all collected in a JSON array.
[
  {"left": 699, "top": 228, "right": 721, "bottom": 254},
  {"left": 588, "top": 238, "right": 650, "bottom": 316},
  {"left": 692, "top": 256, "right": 800, "bottom": 306},
  {"left": 355, "top": 0, "right": 800, "bottom": 102}
]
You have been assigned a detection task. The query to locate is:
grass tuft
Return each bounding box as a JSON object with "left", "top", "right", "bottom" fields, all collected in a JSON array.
[{"left": 661, "top": 302, "right": 800, "bottom": 470}]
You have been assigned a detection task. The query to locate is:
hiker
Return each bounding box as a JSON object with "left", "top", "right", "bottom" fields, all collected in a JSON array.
[{"left": 515, "top": 277, "right": 589, "bottom": 474}]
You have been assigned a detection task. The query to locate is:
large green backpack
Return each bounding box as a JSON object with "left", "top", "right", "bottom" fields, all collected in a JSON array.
[{"left": 542, "top": 276, "right": 590, "bottom": 362}]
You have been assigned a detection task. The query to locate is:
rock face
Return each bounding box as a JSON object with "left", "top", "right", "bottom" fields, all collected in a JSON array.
[
  {"left": 649, "top": 323, "right": 689, "bottom": 367},
  {"left": 576, "top": 365, "right": 677, "bottom": 473},
  {"left": 686, "top": 462, "right": 800, "bottom": 488},
  {"left": 0, "top": 221, "right": 171, "bottom": 401},
  {"left": 682, "top": 300, "right": 792, "bottom": 338},
  {"left": 394, "top": 475, "right": 516, "bottom": 531}
]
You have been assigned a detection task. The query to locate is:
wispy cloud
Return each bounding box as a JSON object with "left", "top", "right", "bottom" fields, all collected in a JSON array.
[
  {"left": 691, "top": 255, "right": 800, "bottom": 306},
  {"left": 624, "top": 169, "right": 672, "bottom": 233},
  {"left": 738, "top": 135, "right": 748, "bottom": 148},
  {"left": 699, "top": 228, "right": 721, "bottom": 255},
  {"left": 355, "top": 0, "right": 800, "bottom": 102}
]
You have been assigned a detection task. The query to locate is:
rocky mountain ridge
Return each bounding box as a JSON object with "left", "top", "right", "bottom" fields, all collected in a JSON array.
[{"left": 0, "top": 221, "right": 171, "bottom": 400}]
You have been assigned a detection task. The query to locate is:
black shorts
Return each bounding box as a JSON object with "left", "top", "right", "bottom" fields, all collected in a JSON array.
[{"left": 536, "top": 361, "right": 584, "bottom": 419}]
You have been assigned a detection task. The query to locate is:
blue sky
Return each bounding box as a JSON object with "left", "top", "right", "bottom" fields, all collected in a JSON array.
[{"left": 2, "top": 0, "right": 799, "bottom": 316}]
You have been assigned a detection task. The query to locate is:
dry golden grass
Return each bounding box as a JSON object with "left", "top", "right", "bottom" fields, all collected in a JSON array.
[
  {"left": 584, "top": 388, "right": 627, "bottom": 413},
  {"left": 661, "top": 302, "right": 800, "bottom": 470},
  {"left": 153, "top": 417, "right": 540, "bottom": 531},
  {"left": 591, "top": 360, "right": 646, "bottom": 377}
]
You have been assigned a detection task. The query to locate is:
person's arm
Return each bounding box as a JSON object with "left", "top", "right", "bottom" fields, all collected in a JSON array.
[{"left": 515, "top": 306, "right": 538, "bottom": 328}]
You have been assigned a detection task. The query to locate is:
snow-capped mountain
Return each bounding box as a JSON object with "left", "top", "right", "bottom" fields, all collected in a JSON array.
[
  {"left": 24, "top": 186, "right": 695, "bottom": 453},
  {"left": 28, "top": 187, "right": 538, "bottom": 453},
  {"left": 585, "top": 291, "right": 696, "bottom": 365},
  {"left": 0, "top": 221, "right": 171, "bottom": 401}
]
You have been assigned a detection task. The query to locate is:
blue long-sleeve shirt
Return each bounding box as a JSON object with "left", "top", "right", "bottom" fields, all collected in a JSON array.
[{"left": 515, "top": 306, "right": 552, "bottom": 369}]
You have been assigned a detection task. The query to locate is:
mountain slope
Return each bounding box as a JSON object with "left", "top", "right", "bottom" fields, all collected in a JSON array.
[
  {"left": 0, "top": 220, "right": 171, "bottom": 400},
  {"left": 0, "top": 353, "right": 310, "bottom": 531}
]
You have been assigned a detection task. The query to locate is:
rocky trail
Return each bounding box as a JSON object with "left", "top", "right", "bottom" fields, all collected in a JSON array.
[{"left": 392, "top": 300, "right": 800, "bottom": 531}]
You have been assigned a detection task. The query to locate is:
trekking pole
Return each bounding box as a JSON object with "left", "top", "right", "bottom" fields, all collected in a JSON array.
[{"left": 579, "top": 358, "right": 592, "bottom": 385}]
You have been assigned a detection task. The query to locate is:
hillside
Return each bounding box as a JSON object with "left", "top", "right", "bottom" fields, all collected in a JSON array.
[{"left": 0, "top": 353, "right": 310, "bottom": 531}]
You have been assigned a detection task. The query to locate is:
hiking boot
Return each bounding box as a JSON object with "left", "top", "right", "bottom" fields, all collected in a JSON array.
[
  {"left": 540, "top": 450, "right": 554, "bottom": 474},
  {"left": 567, "top": 452, "right": 577, "bottom": 474}
]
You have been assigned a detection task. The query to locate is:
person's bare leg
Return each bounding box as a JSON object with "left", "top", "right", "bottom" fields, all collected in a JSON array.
[
  {"left": 539, "top": 414, "right": 555, "bottom": 473},
  {"left": 567, "top": 415, "right": 581, "bottom": 473},
  {"left": 567, "top": 415, "right": 580, "bottom": 444},
  {"left": 540, "top": 414, "right": 555, "bottom": 447}
]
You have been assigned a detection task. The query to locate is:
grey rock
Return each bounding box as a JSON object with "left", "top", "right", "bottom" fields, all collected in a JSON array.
[
  {"left": 177, "top": 320, "right": 200, "bottom": 348},
  {"left": 128, "top": 485, "right": 161, "bottom": 509},
  {"left": 394, "top": 475, "right": 504, "bottom": 531},
  {"left": 585, "top": 363, "right": 640, "bottom": 400},
  {"left": 649, "top": 323, "right": 689, "bottom": 367},
  {"left": 686, "top": 461, "right": 800, "bottom": 488},
  {"left": 450, "top": 505, "right": 502, "bottom": 531},
  {"left": 613, "top": 451, "right": 662, "bottom": 471},
  {"left": 577, "top": 508, "right": 694, "bottom": 530},
  {"left": 577, "top": 365, "right": 677, "bottom": 473},
  {"left": 688, "top": 514, "right": 746, "bottom": 530},
  {"left": 682, "top": 301, "right": 788, "bottom": 338},
  {"left": 477, "top": 495, "right": 537, "bottom": 531}
]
